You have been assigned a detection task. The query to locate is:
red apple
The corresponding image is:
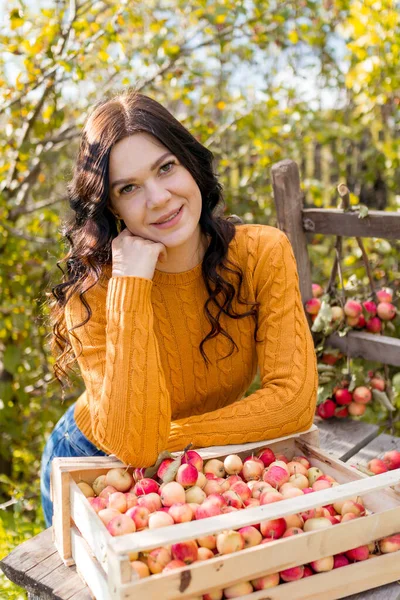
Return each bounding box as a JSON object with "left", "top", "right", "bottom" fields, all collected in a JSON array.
[
  {"left": 157, "top": 458, "right": 175, "bottom": 481},
  {"left": 353, "top": 386, "right": 372, "bottom": 404},
  {"left": 126, "top": 505, "right": 150, "bottom": 530},
  {"left": 216, "top": 530, "right": 244, "bottom": 554},
  {"left": 181, "top": 449, "right": 203, "bottom": 472},
  {"left": 344, "top": 300, "right": 362, "bottom": 318},
  {"left": 366, "top": 317, "right": 382, "bottom": 333},
  {"left": 345, "top": 545, "right": 369, "bottom": 561},
  {"left": 137, "top": 492, "right": 162, "bottom": 513},
  {"left": 251, "top": 573, "right": 280, "bottom": 589},
  {"left": 310, "top": 556, "right": 334, "bottom": 572},
  {"left": 238, "top": 526, "right": 262, "bottom": 548},
  {"left": 348, "top": 402, "right": 366, "bottom": 416},
  {"left": 363, "top": 300, "right": 377, "bottom": 317},
  {"left": 148, "top": 511, "right": 174, "bottom": 529},
  {"left": 176, "top": 463, "right": 198, "bottom": 488},
  {"left": 257, "top": 447, "right": 276, "bottom": 467},
  {"left": 305, "top": 298, "right": 321, "bottom": 315},
  {"left": 377, "top": 302, "right": 396, "bottom": 320},
  {"left": 334, "top": 388, "right": 353, "bottom": 405},
  {"left": 260, "top": 518, "right": 286, "bottom": 540},
  {"left": 168, "top": 502, "right": 193, "bottom": 524},
  {"left": 171, "top": 540, "right": 198, "bottom": 564},
  {"left": 333, "top": 553, "right": 350, "bottom": 568},
  {"left": 224, "top": 581, "right": 253, "bottom": 598},
  {"left": 370, "top": 377, "right": 385, "bottom": 391},
  {"left": 263, "top": 466, "right": 289, "bottom": 488},
  {"left": 367, "top": 458, "right": 389, "bottom": 474},
  {"left": 147, "top": 547, "right": 172, "bottom": 574},
  {"left": 160, "top": 481, "right": 186, "bottom": 506},
  {"left": 317, "top": 399, "right": 336, "bottom": 419},
  {"left": 204, "top": 459, "right": 225, "bottom": 478},
  {"left": 87, "top": 496, "right": 107, "bottom": 513},
  {"left": 379, "top": 534, "right": 400, "bottom": 553},
  {"left": 106, "top": 514, "right": 136, "bottom": 536},
  {"left": 280, "top": 565, "right": 304, "bottom": 582},
  {"left": 382, "top": 450, "right": 400, "bottom": 470},
  {"left": 130, "top": 560, "right": 149, "bottom": 578}
]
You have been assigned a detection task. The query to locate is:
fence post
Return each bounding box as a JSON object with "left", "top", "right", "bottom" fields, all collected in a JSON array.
[{"left": 271, "top": 159, "right": 313, "bottom": 303}]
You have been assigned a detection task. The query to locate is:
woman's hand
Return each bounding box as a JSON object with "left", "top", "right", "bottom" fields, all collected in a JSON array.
[{"left": 111, "top": 228, "right": 168, "bottom": 279}]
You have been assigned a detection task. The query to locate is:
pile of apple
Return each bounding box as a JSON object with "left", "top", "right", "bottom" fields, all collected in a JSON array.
[
  {"left": 316, "top": 373, "right": 386, "bottom": 419},
  {"left": 77, "top": 446, "right": 400, "bottom": 598},
  {"left": 305, "top": 285, "right": 397, "bottom": 334},
  {"left": 364, "top": 449, "right": 400, "bottom": 475}
]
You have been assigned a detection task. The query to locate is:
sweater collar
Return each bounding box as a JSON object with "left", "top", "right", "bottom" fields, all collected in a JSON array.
[{"left": 153, "top": 261, "right": 203, "bottom": 285}]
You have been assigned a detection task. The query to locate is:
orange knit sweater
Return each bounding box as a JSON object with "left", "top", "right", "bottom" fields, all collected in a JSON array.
[{"left": 66, "top": 224, "right": 318, "bottom": 467}]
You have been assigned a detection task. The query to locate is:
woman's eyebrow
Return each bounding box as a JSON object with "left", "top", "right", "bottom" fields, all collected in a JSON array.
[{"left": 110, "top": 152, "right": 174, "bottom": 189}]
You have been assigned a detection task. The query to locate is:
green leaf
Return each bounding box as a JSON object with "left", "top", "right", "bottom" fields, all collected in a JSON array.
[
  {"left": 311, "top": 300, "right": 332, "bottom": 333},
  {"left": 372, "top": 389, "right": 395, "bottom": 411},
  {"left": 317, "top": 380, "right": 336, "bottom": 405},
  {"left": 3, "top": 346, "right": 21, "bottom": 375},
  {"left": 144, "top": 450, "right": 174, "bottom": 479},
  {"left": 357, "top": 205, "right": 369, "bottom": 219},
  {"left": 161, "top": 457, "right": 182, "bottom": 483}
]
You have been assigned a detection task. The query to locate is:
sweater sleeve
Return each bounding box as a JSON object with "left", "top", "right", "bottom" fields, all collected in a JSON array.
[
  {"left": 166, "top": 229, "right": 318, "bottom": 452},
  {"left": 65, "top": 276, "right": 171, "bottom": 466}
]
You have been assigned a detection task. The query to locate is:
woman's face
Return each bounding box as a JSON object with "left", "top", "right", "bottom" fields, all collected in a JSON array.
[{"left": 108, "top": 132, "right": 203, "bottom": 250}]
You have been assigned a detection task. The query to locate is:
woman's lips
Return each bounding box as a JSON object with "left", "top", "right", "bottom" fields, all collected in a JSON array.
[{"left": 151, "top": 205, "right": 184, "bottom": 229}]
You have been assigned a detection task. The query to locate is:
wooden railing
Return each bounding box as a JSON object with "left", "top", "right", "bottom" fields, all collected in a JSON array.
[{"left": 271, "top": 159, "right": 400, "bottom": 367}]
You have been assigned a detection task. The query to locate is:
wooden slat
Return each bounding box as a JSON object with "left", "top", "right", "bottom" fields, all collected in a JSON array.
[
  {"left": 302, "top": 208, "right": 400, "bottom": 239},
  {"left": 271, "top": 159, "right": 313, "bottom": 303},
  {"left": 70, "top": 527, "right": 110, "bottom": 600},
  {"left": 327, "top": 331, "right": 400, "bottom": 367},
  {"left": 238, "top": 552, "right": 400, "bottom": 600},
  {"left": 315, "top": 418, "right": 379, "bottom": 461},
  {"left": 110, "top": 465, "right": 400, "bottom": 555},
  {"left": 347, "top": 433, "right": 400, "bottom": 469},
  {"left": 112, "top": 509, "right": 400, "bottom": 599}
]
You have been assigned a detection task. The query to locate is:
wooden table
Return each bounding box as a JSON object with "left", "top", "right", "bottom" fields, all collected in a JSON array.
[{"left": 1, "top": 418, "right": 400, "bottom": 600}]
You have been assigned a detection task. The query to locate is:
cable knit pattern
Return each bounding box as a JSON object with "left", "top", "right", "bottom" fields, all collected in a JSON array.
[{"left": 67, "top": 224, "right": 317, "bottom": 466}]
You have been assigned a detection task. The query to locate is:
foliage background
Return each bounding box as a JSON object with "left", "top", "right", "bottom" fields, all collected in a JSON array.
[{"left": 0, "top": 0, "right": 399, "bottom": 597}]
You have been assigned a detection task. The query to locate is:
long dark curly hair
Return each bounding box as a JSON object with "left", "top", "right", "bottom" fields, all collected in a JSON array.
[{"left": 49, "top": 90, "right": 261, "bottom": 386}]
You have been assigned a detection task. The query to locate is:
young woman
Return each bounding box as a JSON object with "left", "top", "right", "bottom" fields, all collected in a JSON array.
[{"left": 40, "top": 90, "right": 318, "bottom": 527}]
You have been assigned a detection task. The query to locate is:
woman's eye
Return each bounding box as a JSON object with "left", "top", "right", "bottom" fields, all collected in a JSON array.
[
  {"left": 120, "top": 184, "right": 136, "bottom": 195},
  {"left": 160, "top": 161, "right": 175, "bottom": 174}
]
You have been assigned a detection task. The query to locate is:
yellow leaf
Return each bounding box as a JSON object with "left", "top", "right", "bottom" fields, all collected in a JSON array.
[
  {"left": 216, "top": 15, "right": 226, "bottom": 24},
  {"left": 216, "top": 101, "right": 226, "bottom": 110},
  {"left": 38, "top": 173, "right": 46, "bottom": 183},
  {"left": 98, "top": 50, "right": 109, "bottom": 62},
  {"left": 288, "top": 30, "right": 299, "bottom": 44}
]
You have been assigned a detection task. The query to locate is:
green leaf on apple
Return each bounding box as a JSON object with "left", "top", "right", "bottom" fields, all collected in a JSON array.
[
  {"left": 144, "top": 450, "right": 175, "bottom": 479},
  {"left": 162, "top": 457, "right": 182, "bottom": 483}
]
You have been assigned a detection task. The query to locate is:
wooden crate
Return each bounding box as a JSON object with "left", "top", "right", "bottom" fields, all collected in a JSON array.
[{"left": 51, "top": 425, "right": 400, "bottom": 600}]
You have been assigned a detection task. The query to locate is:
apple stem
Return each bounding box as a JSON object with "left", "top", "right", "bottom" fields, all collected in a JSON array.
[{"left": 182, "top": 442, "right": 193, "bottom": 455}]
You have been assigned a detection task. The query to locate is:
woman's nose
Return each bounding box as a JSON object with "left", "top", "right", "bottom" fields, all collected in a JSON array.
[{"left": 146, "top": 181, "right": 172, "bottom": 207}]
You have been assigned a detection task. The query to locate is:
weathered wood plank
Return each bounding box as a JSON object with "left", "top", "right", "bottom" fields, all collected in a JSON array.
[
  {"left": 315, "top": 417, "right": 379, "bottom": 461},
  {"left": 347, "top": 433, "right": 400, "bottom": 469},
  {"left": 345, "top": 582, "right": 400, "bottom": 600},
  {"left": 0, "top": 528, "right": 91, "bottom": 600},
  {"left": 302, "top": 208, "right": 400, "bottom": 240},
  {"left": 327, "top": 331, "right": 400, "bottom": 367},
  {"left": 271, "top": 159, "right": 313, "bottom": 303}
]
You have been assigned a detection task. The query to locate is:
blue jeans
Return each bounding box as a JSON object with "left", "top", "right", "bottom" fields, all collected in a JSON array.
[{"left": 40, "top": 402, "right": 107, "bottom": 528}]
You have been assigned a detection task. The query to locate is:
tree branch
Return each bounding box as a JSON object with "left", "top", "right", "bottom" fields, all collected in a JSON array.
[{"left": 3, "top": 223, "right": 57, "bottom": 245}]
